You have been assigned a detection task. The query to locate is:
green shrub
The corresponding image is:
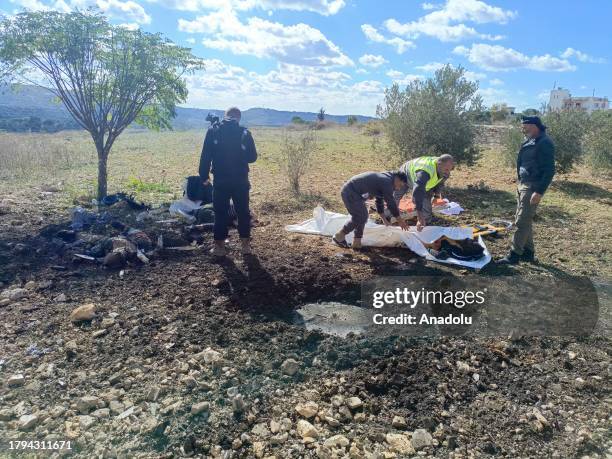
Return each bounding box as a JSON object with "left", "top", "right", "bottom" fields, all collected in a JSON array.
[
  {"left": 126, "top": 175, "right": 171, "bottom": 193},
  {"left": 347, "top": 115, "right": 358, "bottom": 126},
  {"left": 501, "top": 123, "right": 524, "bottom": 167},
  {"left": 362, "top": 120, "right": 382, "bottom": 136},
  {"left": 279, "top": 129, "right": 317, "bottom": 194},
  {"left": 542, "top": 109, "right": 589, "bottom": 174},
  {"left": 377, "top": 64, "right": 480, "bottom": 165},
  {"left": 585, "top": 110, "right": 612, "bottom": 175}
]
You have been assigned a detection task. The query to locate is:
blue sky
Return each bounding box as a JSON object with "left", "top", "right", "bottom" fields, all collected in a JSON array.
[{"left": 2, "top": 0, "right": 611, "bottom": 115}]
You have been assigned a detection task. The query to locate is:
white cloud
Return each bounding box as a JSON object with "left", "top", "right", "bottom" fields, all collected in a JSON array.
[
  {"left": 421, "top": 2, "right": 437, "bottom": 10},
  {"left": 185, "top": 37, "right": 196, "bottom": 44},
  {"left": 489, "top": 77, "right": 504, "bottom": 86},
  {"left": 149, "top": 0, "right": 344, "bottom": 15},
  {"left": 415, "top": 61, "right": 445, "bottom": 72},
  {"left": 478, "top": 87, "right": 510, "bottom": 106},
  {"left": 358, "top": 54, "right": 388, "bottom": 68},
  {"left": 361, "top": 24, "right": 415, "bottom": 54},
  {"left": 386, "top": 69, "right": 423, "bottom": 86},
  {"left": 383, "top": 0, "right": 516, "bottom": 42},
  {"left": 9, "top": 0, "right": 151, "bottom": 24},
  {"left": 179, "top": 10, "right": 353, "bottom": 67},
  {"left": 185, "top": 60, "right": 382, "bottom": 115},
  {"left": 561, "top": 47, "right": 606, "bottom": 64},
  {"left": 454, "top": 43, "right": 576, "bottom": 72},
  {"left": 464, "top": 70, "right": 486, "bottom": 81}
]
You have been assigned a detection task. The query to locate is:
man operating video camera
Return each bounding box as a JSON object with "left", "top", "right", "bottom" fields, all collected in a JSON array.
[{"left": 199, "top": 107, "right": 258, "bottom": 257}]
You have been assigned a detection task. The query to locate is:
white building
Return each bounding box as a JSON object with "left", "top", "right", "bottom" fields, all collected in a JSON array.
[{"left": 548, "top": 87, "right": 609, "bottom": 113}]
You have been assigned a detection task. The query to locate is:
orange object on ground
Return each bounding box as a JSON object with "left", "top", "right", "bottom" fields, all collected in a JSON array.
[{"left": 399, "top": 197, "right": 447, "bottom": 213}]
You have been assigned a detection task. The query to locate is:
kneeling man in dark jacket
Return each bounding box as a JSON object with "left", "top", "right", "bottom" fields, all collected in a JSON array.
[{"left": 333, "top": 171, "right": 410, "bottom": 250}]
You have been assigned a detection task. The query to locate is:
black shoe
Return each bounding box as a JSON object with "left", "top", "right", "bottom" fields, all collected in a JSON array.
[
  {"left": 521, "top": 249, "right": 536, "bottom": 262},
  {"left": 498, "top": 251, "right": 520, "bottom": 265}
]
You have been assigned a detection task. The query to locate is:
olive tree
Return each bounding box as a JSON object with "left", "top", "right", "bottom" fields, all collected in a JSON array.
[
  {"left": 543, "top": 109, "right": 589, "bottom": 174},
  {"left": 377, "top": 64, "right": 481, "bottom": 165},
  {"left": 585, "top": 110, "right": 612, "bottom": 174},
  {"left": 0, "top": 10, "right": 203, "bottom": 199}
]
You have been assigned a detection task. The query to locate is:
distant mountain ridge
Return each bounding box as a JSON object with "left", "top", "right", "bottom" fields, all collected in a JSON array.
[{"left": 0, "top": 84, "right": 375, "bottom": 131}]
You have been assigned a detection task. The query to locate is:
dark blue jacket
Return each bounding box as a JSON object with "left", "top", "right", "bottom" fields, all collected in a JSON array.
[{"left": 517, "top": 133, "right": 555, "bottom": 195}]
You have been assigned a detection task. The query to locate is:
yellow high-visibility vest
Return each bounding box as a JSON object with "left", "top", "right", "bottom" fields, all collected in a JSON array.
[{"left": 408, "top": 156, "right": 443, "bottom": 191}]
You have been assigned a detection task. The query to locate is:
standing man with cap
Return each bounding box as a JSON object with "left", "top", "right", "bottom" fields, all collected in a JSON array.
[
  {"left": 199, "top": 107, "right": 257, "bottom": 257},
  {"left": 499, "top": 116, "right": 555, "bottom": 264}
]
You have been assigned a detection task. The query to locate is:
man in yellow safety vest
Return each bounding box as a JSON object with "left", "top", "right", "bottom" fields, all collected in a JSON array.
[{"left": 393, "top": 154, "right": 455, "bottom": 231}]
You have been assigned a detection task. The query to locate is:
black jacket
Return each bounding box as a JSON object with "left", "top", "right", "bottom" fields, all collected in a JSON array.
[
  {"left": 199, "top": 119, "right": 257, "bottom": 186},
  {"left": 344, "top": 171, "right": 401, "bottom": 218},
  {"left": 516, "top": 133, "right": 555, "bottom": 195}
]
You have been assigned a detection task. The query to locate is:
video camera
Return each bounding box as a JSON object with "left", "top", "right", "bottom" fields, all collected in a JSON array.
[{"left": 206, "top": 113, "right": 220, "bottom": 127}]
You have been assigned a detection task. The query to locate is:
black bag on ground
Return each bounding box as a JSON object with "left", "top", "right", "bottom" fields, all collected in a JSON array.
[
  {"left": 185, "top": 176, "right": 213, "bottom": 203},
  {"left": 440, "top": 238, "right": 485, "bottom": 261}
]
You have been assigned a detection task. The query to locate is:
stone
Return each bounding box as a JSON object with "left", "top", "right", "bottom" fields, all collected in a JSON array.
[
  {"left": 91, "top": 408, "right": 110, "bottom": 418},
  {"left": 295, "top": 401, "right": 319, "bottom": 419},
  {"left": 251, "top": 423, "right": 270, "bottom": 437},
  {"left": 297, "top": 420, "right": 318, "bottom": 439},
  {"left": 280, "top": 358, "right": 300, "bottom": 376},
  {"left": 386, "top": 433, "right": 415, "bottom": 455},
  {"left": 191, "top": 402, "right": 210, "bottom": 415},
  {"left": 195, "top": 347, "right": 222, "bottom": 364},
  {"left": 101, "top": 317, "right": 115, "bottom": 328},
  {"left": 456, "top": 361, "right": 470, "bottom": 372},
  {"left": 109, "top": 400, "right": 124, "bottom": 415},
  {"left": 70, "top": 303, "right": 96, "bottom": 322},
  {"left": 117, "top": 406, "right": 135, "bottom": 420},
  {"left": 7, "top": 374, "right": 25, "bottom": 387},
  {"left": 18, "top": 414, "right": 39, "bottom": 430},
  {"left": 392, "top": 416, "right": 407, "bottom": 429},
  {"left": 252, "top": 441, "right": 266, "bottom": 458},
  {"left": 270, "top": 433, "right": 288, "bottom": 445},
  {"left": 76, "top": 396, "right": 100, "bottom": 414},
  {"left": 232, "top": 394, "right": 246, "bottom": 414},
  {"left": 92, "top": 329, "right": 107, "bottom": 338},
  {"left": 0, "top": 408, "right": 13, "bottom": 421},
  {"left": 145, "top": 386, "right": 160, "bottom": 402},
  {"left": 25, "top": 281, "right": 37, "bottom": 290},
  {"left": 324, "top": 434, "right": 350, "bottom": 448},
  {"left": 347, "top": 397, "right": 363, "bottom": 411},
  {"left": 79, "top": 415, "right": 97, "bottom": 430},
  {"left": 55, "top": 293, "right": 67, "bottom": 303},
  {"left": 270, "top": 420, "right": 281, "bottom": 434},
  {"left": 1, "top": 288, "right": 28, "bottom": 302},
  {"left": 411, "top": 429, "right": 433, "bottom": 450}
]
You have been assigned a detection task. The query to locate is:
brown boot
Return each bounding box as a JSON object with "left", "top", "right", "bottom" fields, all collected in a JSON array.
[
  {"left": 210, "top": 240, "right": 227, "bottom": 257},
  {"left": 240, "top": 238, "right": 252, "bottom": 255},
  {"left": 352, "top": 238, "right": 363, "bottom": 250}
]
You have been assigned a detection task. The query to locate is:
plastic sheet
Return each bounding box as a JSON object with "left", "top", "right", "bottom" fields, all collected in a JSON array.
[{"left": 286, "top": 206, "right": 491, "bottom": 269}]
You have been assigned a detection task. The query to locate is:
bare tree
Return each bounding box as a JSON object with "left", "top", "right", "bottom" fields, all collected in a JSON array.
[{"left": 0, "top": 10, "right": 203, "bottom": 198}]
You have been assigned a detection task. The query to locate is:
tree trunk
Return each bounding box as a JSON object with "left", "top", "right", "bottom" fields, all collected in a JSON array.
[{"left": 96, "top": 150, "right": 108, "bottom": 200}]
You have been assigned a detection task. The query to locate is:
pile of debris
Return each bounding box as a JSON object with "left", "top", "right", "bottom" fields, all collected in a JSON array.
[{"left": 41, "top": 193, "right": 219, "bottom": 270}]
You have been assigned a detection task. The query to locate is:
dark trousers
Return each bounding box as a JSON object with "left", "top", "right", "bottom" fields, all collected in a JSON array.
[
  {"left": 341, "top": 186, "right": 368, "bottom": 239},
  {"left": 213, "top": 182, "right": 251, "bottom": 241}
]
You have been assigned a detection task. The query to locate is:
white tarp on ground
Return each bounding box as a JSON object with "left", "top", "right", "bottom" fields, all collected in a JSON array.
[{"left": 286, "top": 206, "right": 491, "bottom": 269}]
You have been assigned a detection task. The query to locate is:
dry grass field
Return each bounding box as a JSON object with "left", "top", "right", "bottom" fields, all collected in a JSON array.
[{"left": 0, "top": 126, "right": 610, "bottom": 458}]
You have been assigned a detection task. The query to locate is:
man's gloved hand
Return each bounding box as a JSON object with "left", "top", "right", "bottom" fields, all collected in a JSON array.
[{"left": 398, "top": 218, "right": 409, "bottom": 231}]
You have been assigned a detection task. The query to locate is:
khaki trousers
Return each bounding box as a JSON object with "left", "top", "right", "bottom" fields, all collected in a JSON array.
[{"left": 511, "top": 183, "right": 538, "bottom": 255}]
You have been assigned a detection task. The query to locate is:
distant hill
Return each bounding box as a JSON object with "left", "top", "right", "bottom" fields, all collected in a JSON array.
[{"left": 0, "top": 84, "right": 375, "bottom": 132}]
